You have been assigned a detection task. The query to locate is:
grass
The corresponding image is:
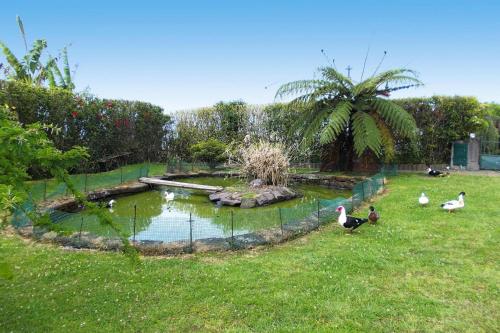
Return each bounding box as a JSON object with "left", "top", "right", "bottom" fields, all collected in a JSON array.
[{"left": 1, "top": 173, "right": 499, "bottom": 332}]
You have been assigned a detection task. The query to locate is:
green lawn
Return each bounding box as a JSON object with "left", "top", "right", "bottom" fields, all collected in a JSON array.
[{"left": 1, "top": 173, "right": 499, "bottom": 332}]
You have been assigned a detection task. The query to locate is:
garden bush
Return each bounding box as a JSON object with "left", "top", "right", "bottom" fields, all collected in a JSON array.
[
  {"left": 0, "top": 81, "right": 173, "bottom": 175},
  {"left": 189, "top": 139, "right": 227, "bottom": 169}
]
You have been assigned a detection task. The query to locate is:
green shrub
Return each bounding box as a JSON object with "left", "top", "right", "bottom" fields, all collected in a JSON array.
[
  {"left": 0, "top": 81, "right": 173, "bottom": 175},
  {"left": 190, "top": 139, "right": 227, "bottom": 168}
]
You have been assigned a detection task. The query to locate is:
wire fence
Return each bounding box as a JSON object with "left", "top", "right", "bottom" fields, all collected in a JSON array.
[
  {"left": 25, "top": 165, "right": 151, "bottom": 202},
  {"left": 13, "top": 164, "right": 395, "bottom": 254}
]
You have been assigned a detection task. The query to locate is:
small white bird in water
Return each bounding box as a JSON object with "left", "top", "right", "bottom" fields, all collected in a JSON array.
[
  {"left": 105, "top": 199, "right": 116, "bottom": 208},
  {"left": 165, "top": 192, "right": 175, "bottom": 200},
  {"left": 419, "top": 193, "right": 429, "bottom": 206}
]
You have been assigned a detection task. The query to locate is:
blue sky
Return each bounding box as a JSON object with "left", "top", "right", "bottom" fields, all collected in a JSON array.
[{"left": 1, "top": 0, "right": 499, "bottom": 111}]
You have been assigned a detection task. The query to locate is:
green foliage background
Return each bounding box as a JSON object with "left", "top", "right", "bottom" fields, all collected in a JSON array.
[
  {"left": 190, "top": 139, "right": 227, "bottom": 168},
  {"left": 0, "top": 81, "right": 173, "bottom": 176},
  {"left": 171, "top": 97, "right": 494, "bottom": 166},
  {"left": 393, "top": 96, "right": 490, "bottom": 164}
]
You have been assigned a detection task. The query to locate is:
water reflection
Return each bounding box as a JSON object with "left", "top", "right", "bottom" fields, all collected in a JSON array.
[{"left": 58, "top": 177, "right": 348, "bottom": 242}]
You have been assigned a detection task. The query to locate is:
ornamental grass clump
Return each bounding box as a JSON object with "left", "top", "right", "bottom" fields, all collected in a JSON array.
[{"left": 240, "top": 141, "right": 289, "bottom": 186}]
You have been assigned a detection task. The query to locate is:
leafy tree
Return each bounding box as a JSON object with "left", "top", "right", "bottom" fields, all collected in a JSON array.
[
  {"left": 276, "top": 67, "right": 422, "bottom": 170},
  {"left": 394, "top": 96, "right": 488, "bottom": 164},
  {"left": 190, "top": 139, "right": 227, "bottom": 169}
]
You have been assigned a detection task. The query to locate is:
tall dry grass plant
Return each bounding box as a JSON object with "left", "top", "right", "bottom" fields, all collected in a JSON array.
[{"left": 240, "top": 141, "right": 290, "bottom": 186}]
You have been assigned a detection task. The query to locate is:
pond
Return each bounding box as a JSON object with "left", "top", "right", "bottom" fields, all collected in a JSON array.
[{"left": 56, "top": 177, "right": 349, "bottom": 243}]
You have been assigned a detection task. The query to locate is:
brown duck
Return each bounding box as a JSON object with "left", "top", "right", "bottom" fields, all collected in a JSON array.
[{"left": 368, "top": 206, "right": 379, "bottom": 224}]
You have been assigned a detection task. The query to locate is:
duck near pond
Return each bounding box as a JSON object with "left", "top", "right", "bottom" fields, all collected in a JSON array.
[
  {"left": 441, "top": 192, "right": 466, "bottom": 212},
  {"left": 165, "top": 191, "right": 175, "bottom": 200},
  {"left": 336, "top": 206, "right": 368, "bottom": 233},
  {"left": 419, "top": 192, "right": 429, "bottom": 206},
  {"left": 426, "top": 166, "right": 449, "bottom": 177},
  {"left": 368, "top": 206, "right": 379, "bottom": 224}
]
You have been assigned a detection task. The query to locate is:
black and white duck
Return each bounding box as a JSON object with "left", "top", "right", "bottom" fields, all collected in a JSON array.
[
  {"left": 441, "top": 192, "right": 466, "bottom": 212},
  {"left": 336, "top": 206, "right": 368, "bottom": 233}
]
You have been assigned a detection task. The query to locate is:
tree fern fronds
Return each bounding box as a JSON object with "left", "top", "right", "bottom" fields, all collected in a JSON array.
[
  {"left": 372, "top": 112, "right": 395, "bottom": 162},
  {"left": 319, "top": 101, "right": 352, "bottom": 145},
  {"left": 372, "top": 98, "right": 416, "bottom": 138},
  {"left": 352, "top": 111, "right": 382, "bottom": 157},
  {"left": 319, "top": 67, "right": 353, "bottom": 87},
  {"left": 275, "top": 80, "right": 329, "bottom": 100}
]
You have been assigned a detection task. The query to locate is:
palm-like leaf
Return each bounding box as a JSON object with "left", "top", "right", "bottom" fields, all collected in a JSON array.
[
  {"left": 0, "top": 41, "right": 27, "bottom": 80},
  {"left": 61, "top": 47, "right": 75, "bottom": 90},
  {"left": 25, "top": 39, "right": 47, "bottom": 75},
  {"left": 319, "top": 101, "right": 352, "bottom": 144},
  {"left": 275, "top": 80, "right": 330, "bottom": 100},
  {"left": 372, "top": 98, "right": 416, "bottom": 138},
  {"left": 276, "top": 65, "right": 421, "bottom": 166},
  {"left": 352, "top": 111, "right": 382, "bottom": 156}
]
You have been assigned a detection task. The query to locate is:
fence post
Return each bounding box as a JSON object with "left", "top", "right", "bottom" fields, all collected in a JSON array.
[
  {"left": 361, "top": 181, "right": 365, "bottom": 202},
  {"left": 317, "top": 199, "right": 320, "bottom": 223},
  {"left": 120, "top": 167, "right": 123, "bottom": 184},
  {"left": 43, "top": 180, "right": 47, "bottom": 201},
  {"left": 79, "top": 216, "right": 84, "bottom": 240},
  {"left": 84, "top": 173, "right": 88, "bottom": 193},
  {"left": 279, "top": 208, "right": 283, "bottom": 239},
  {"left": 231, "top": 210, "right": 234, "bottom": 247},
  {"left": 133, "top": 204, "right": 137, "bottom": 242},
  {"left": 189, "top": 212, "right": 193, "bottom": 252}
]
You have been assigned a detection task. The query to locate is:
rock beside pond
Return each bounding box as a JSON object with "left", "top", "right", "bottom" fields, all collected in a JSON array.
[
  {"left": 209, "top": 186, "right": 300, "bottom": 208},
  {"left": 240, "top": 198, "right": 257, "bottom": 208}
]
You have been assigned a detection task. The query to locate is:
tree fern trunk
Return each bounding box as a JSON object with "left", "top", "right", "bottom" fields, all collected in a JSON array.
[{"left": 320, "top": 129, "right": 354, "bottom": 171}]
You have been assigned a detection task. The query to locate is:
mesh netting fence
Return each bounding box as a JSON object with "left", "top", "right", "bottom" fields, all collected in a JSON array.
[{"left": 12, "top": 165, "right": 395, "bottom": 253}]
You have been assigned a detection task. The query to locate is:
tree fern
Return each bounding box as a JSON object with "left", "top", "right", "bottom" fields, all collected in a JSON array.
[
  {"left": 352, "top": 111, "right": 382, "bottom": 156},
  {"left": 319, "top": 101, "right": 352, "bottom": 144},
  {"left": 276, "top": 64, "right": 422, "bottom": 169}
]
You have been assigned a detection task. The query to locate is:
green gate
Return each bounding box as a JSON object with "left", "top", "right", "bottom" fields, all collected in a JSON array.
[
  {"left": 480, "top": 141, "right": 500, "bottom": 170},
  {"left": 452, "top": 142, "right": 468, "bottom": 167}
]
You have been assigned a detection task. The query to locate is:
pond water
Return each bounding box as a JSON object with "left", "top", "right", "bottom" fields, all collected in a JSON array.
[{"left": 57, "top": 177, "right": 349, "bottom": 243}]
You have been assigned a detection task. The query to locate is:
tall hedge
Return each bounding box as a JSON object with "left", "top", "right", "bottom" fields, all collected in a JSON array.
[
  {"left": 393, "top": 96, "right": 486, "bottom": 164},
  {"left": 171, "top": 97, "right": 489, "bottom": 165},
  {"left": 0, "top": 81, "right": 172, "bottom": 174},
  {"left": 170, "top": 101, "right": 322, "bottom": 162}
]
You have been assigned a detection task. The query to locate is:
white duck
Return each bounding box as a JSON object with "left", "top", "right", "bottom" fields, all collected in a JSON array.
[
  {"left": 419, "top": 193, "right": 429, "bottom": 206},
  {"left": 165, "top": 191, "right": 175, "bottom": 201},
  {"left": 105, "top": 199, "right": 116, "bottom": 208},
  {"left": 441, "top": 192, "right": 465, "bottom": 212}
]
